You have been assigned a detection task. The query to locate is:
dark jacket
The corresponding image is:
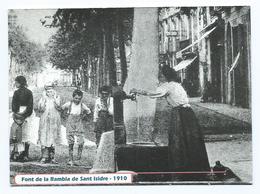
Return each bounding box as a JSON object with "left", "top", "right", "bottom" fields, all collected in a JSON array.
[{"left": 12, "top": 87, "right": 33, "bottom": 118}]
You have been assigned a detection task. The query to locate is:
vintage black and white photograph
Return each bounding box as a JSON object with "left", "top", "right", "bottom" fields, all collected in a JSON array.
[{"left": 8, "top": 6, "right": 252, "bottom": 185}]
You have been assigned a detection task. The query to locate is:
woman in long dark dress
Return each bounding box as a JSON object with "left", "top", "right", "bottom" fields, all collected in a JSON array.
[
  {"left": 131, "top": 65, "right": 210, "bottom": 179},
  {"left": 10, "top": 76, "right": 33, "bottom": 162}
]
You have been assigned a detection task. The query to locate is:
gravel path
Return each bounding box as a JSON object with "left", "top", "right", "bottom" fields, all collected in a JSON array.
[{"left": 206, "top": 139, "right": 252, "bottom": 183}]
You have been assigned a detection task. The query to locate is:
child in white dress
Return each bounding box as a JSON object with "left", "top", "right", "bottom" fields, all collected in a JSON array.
[{"left": 38, "top": 84, "right": 61, "bottom": 164}]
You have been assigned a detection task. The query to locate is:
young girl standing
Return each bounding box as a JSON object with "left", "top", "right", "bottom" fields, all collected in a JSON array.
[{"left": 38, "top": 84, "right": 61, "bottom": 164}]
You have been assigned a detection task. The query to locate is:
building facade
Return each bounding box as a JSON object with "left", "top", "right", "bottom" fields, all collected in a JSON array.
[{"left": 159, "top": 6, "right": 251, "bottom": 108}]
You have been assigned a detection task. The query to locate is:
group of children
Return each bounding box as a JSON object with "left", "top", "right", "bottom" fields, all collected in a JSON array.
[{"left": 10, "top": 76, "right": 114, "bottom": 166}]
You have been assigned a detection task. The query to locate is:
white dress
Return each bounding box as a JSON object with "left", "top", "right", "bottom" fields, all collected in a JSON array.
[{"left": 38, "top": 92, "right": 61, "bottom": 147}]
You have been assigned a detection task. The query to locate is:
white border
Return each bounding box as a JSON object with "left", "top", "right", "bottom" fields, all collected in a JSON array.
[{"left": 1, "top": 0, "right": 260, "bottom": 194}]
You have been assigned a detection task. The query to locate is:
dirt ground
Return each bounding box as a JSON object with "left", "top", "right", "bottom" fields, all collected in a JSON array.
[{"left": 10, "top": 144, "right": 96, "bottom": 184}]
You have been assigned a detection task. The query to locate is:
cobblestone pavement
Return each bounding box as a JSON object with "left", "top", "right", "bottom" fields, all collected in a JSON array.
[
  {"left": 190, "top": 97, "right": 251, "bottom": 124},
  {"left": 206, "top": 139, "right": 252, "bottom": 183}
]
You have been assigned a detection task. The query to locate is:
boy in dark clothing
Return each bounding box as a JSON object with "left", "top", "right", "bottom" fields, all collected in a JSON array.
[{"left": 93, "top": 86, "right": 114, "bottom": 147}]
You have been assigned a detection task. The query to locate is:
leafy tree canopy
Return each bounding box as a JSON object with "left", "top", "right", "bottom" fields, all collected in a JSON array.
[
  {"left": 45, "top": 8, "right": 133, "bottom": 70},
  {"left": 9, "top": 25, "right": 46, "bottom": 72}
]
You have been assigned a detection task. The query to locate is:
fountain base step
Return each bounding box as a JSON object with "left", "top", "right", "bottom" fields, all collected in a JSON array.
[
  {"left": 115, "top": 144, "right": 169, "bottom": 172},
  {"left": 115, "top": 144, "right": 241, "bottom": 182}
]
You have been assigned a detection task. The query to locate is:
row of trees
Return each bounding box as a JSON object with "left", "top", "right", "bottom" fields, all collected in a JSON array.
[
  {"left": 9, "top": 25, "right": 46, "bottom": 87},
  {"left": 45, "top": 8, "right": 133, "bottom": 94}
]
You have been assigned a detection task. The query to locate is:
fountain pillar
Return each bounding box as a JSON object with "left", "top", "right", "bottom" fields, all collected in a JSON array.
[{"left": 124, "top": 7, "right": 159, "bottom": 142}]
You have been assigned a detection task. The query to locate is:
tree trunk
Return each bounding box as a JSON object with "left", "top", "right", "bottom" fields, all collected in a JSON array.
[
  {"left": 90, "top": 56, "right": 95, "bottom": 94},
  {"left": 80, "top": 62, "right": 87, "bottom": 91},
  {"left": 98, "top": 32, "right": 104, "bottom": 91},
  {"left": 9, "top": 51, "right": 13, "bottom": 73},
  {"left": 72, "top": 68, "right": 77, "bottom": 86},
  {"left": 104, "top": 15, "right": 117, "bottom": 86},
  {"left": 96, "top": 57, "right": 100, "bottom": 95},
  {"left": 92, "top": 57, "right": 98, "bottom": 96},
  {"left": 102, "top": 27, "right": 107, "bottom": 86},
  {"left": 87, "top": 53, "right": 92, "bottom": 92},
  {"left": 118, "top": 14, "right": 128, "bottom": 86}
]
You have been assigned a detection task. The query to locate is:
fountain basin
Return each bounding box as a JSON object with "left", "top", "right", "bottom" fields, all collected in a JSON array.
[
  {"left": 115, "top": 144, "right": 169, "bottom": 173},
  {"left": 127, "top": 142, "right": 157, "bottom": 147}
]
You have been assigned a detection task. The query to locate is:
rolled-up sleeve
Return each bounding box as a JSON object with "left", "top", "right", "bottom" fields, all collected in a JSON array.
[
  {"left": 108, "top": 97, "right": 114, "bottom": 115},
  {"left": 61, "top": 102, "right": 70, "bottom": 110},
  {"left": 93, "top": 99, "right": 100, "bottom": 122},
  {"left": 149, "top": 84, "right": 168, "bottom": 98}
]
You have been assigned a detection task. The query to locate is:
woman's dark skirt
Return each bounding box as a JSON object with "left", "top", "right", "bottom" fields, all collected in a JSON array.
[{"left": 168, "top": 106, "right": 210, "bottom": 177}]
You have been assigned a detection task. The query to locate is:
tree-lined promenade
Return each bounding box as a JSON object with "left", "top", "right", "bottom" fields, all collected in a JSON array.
[
  {"left": 9, "top": 25, "right": 46, "bottom": 88},
  {"left": 44, "top": 9, "right": 133, "bottom": 94}
]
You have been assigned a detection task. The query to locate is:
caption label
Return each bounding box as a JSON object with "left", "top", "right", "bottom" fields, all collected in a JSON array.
[{"left": 15, "top": 173, "right": 133, "bottom": 185}]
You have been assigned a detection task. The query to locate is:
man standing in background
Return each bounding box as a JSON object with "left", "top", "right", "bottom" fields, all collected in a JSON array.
[{"left": 93, "top": 86, "right": 114, "bottom": 147}]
